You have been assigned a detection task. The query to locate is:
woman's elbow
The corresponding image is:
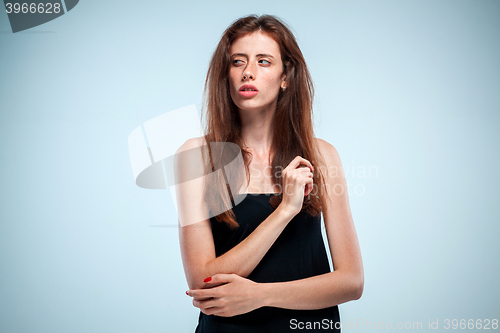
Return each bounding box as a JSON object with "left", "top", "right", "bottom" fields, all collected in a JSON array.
[
  {"left": 351, "top": 274, "right": 364, "bottom": 300},
  {"left": 186, "top": 263, "right": 221, "bottom": 290},
  {"left": 185, "top": 268, "right": 210, "bottom": 290},
  {"left": 187, "top": 271, "right": 215, "bottom": 290},
  {"left": 187, "top": 278, "right": 204, "bottom": 291}
]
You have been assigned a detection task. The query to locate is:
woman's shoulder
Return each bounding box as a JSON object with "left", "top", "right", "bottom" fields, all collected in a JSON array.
[
  {"left": 313, "top": 137, "right": 343, "bottom": 171},
  {"left": 176, "top": 136, "right": 206, "bottom": 154}
]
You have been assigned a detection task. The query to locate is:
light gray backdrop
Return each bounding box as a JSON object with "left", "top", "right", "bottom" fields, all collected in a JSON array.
[{"left": 1, "top": 0, "right": 499, "bottom": 332}]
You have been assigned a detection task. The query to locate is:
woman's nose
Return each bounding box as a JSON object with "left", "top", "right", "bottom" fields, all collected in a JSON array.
[{"left": 242, "top": 64, "right": 255, "bottom": 80}]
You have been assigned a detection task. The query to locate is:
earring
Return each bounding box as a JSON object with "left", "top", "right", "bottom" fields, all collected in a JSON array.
[{"left": 282, "top": 85, "right": 286, "bottom": 91}]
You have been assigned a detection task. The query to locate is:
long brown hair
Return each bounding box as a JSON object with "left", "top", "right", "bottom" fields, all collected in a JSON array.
[{"left": 201, "top": 14, "right": 328, "bottom": 229}]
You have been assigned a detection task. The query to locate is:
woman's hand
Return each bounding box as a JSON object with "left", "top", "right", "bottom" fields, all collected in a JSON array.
[
  {"left": 280, "top": 156, "right": 314, "bottom": 217},
  {"left": 186, "top": 274, "right": 264, "bottom": 317}
]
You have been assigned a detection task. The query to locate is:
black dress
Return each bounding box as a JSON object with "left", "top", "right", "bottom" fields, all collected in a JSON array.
[{"left": 195, "top": 193, "right": 341, "bottom": 333}]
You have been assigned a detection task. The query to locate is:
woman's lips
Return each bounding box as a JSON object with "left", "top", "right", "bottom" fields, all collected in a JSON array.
[
  {"left": 239, "top": 84, "right": 258, "bottom": 98},
  {"left": 239, "top": 90, "right": 258, "bottom": 97}
]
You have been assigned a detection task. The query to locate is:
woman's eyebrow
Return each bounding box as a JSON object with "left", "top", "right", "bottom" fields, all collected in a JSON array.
[
  {"left": 257, "top": 53, "right": 275, "bottom": 59},
  {"left": 231, "top": 53, "right": 275, "bottom": 59}
]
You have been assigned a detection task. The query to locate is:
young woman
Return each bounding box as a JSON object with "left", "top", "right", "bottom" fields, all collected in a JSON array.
[{"left": 176, "top": 14, "right": 363, "bottom": 333}]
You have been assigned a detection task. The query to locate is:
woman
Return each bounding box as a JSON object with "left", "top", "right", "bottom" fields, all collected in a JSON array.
[{"left": 175, "top": 14, "right": 363, "bottom": 333}]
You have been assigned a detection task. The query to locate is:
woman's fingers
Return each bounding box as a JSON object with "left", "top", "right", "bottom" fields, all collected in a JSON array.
[
  {"left": 194, "top": 297, "right": 224, "bottom": 315},
  {"left": 283, "top": 160, "right": 314, "bottom": 187},
  {"left": 297, "top": 165, "right": 314, "bottom": 177},
  {"left": 304, "top": 174, "right": 314, "bottom": 195},
  {"left": 193, "top": 297, "right": 219, "bottom": 310},
  {"left": 188, "top": 273, "right": 260, "bottom": 317},
  {"left": 292, "top": 164, "right": 314, "bottom": 192},
  {"left": 279, "top": 156, "right": 316, "bottom": 215},
  {"left": 286, "top": 156, "right": 314, "bottom": 173}
]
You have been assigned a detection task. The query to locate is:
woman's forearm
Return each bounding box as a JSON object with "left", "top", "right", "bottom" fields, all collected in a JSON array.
[
  {"left": 196, "top": 205, "right": 295, "bottom": 289},
  {"left": 259, "top": 270, "right": 364, "bottom": 310}
]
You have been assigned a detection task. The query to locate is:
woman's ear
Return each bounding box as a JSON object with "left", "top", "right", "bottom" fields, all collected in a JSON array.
[{"left": 281, "top": 74, "right": 287, "bottom": 84}]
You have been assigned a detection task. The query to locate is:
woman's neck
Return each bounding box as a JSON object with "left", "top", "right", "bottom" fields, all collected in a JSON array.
[{"left": 239, "top": 107, "right": 275, "bottom": 159}]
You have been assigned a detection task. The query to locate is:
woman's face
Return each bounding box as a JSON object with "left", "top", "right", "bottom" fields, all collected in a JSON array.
[{"left": 228, "top": 31, "right": 286, "bottom": 114}]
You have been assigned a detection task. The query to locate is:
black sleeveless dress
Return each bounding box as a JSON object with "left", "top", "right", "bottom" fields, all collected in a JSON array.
[{"left": 195, "top": 193, "right": 341, "bottom": 333}]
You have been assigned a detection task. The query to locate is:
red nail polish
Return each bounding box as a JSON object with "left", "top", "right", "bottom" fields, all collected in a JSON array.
[
  {"left": 203, "top": 277, "right": 212, "bottom": 283},
  {"left": 186, "top": 291, "right": 189, "bottom": 295}
]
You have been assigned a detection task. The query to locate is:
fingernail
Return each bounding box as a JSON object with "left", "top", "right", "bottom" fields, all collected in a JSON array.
[
  {"left": 186, "top": 290, "right": 189, "bottom": 295},
  {"left": 203, "top": 277, "right": 212, "bottom": 283}
]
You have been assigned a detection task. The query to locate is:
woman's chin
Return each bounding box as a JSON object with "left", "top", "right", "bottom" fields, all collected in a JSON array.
[{"left": 235, "top": 101, "right": 276, "bottom": 113}]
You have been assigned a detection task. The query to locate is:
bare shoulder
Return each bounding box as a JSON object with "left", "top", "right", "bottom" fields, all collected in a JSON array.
[
  {"left": 176, "top": 136, "right": 206, "bottom": 154},
  {"left": 314, "top": 137, "right": 342, "bottom": 168},
  {"left": 174, "top": 136, "right": 207, "bottom": 181}
]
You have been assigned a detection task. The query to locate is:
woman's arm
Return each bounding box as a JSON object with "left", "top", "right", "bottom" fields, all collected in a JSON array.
[
  {"left": 177, "top": 137, "right": 300, "bottom": 291},
  {"left": 179, "top": 203, "right": 294, "bottom": 291},
  {"left": 190, "top": 270, "right": 361, "bottom": 316},
  {"left": 260, "top": 271, "right": 362, "bottom": 310},
  {"left": 262, "top": 138, "right": 364, "bottom": 308},
  {"left": 187, "top": 139, "right": 363, "bottom": 315}
]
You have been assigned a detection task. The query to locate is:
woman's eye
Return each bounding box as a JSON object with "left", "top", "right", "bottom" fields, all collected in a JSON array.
[
  {"left": 259, "top": 59, "right": 271, "bottom": 65},
  {"left": 233, "top": 59, "right": 244, "bottom": 65}
]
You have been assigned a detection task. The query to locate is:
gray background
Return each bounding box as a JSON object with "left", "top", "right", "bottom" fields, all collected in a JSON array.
[{"left": 1, "top": 0, "right": 499, "bottom": 332}]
